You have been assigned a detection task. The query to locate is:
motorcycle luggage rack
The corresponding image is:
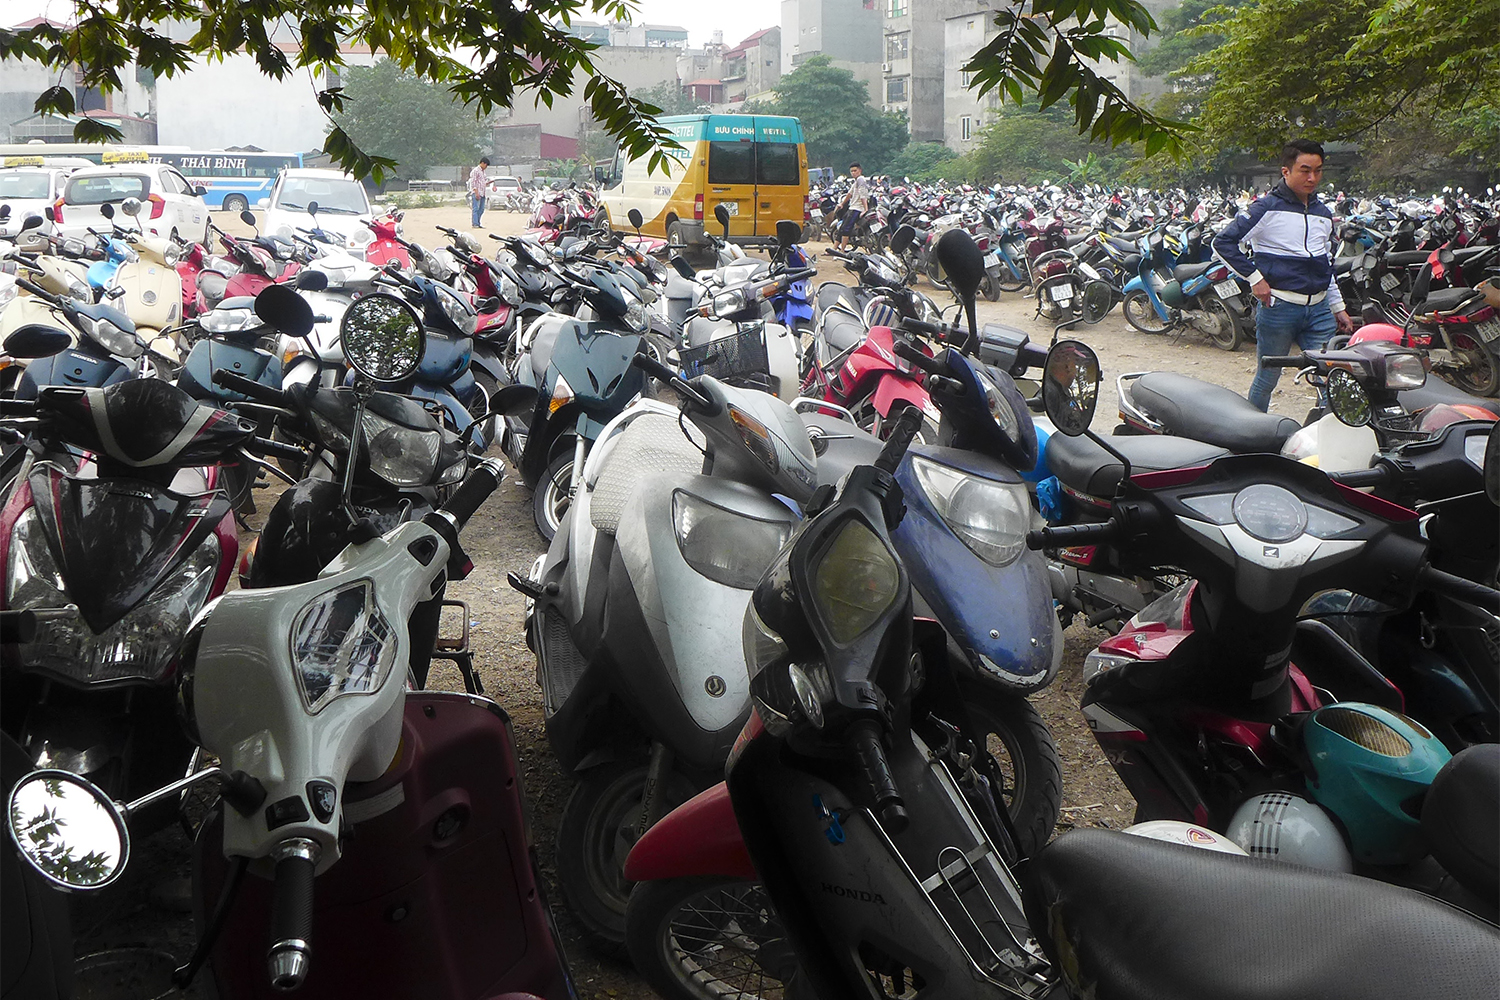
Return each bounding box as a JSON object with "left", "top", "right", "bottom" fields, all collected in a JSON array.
[
  {"left": 430, "top": 599, "right": 483, "bottom": 695},
  {"left": 679, "top": 324, "right": 772, "bottom": 393},
  {"left": 859, "top": 758, "right": 1052, "bottom": 997}
]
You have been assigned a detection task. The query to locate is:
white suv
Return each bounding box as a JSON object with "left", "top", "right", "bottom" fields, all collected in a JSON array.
[
  {"left": 0, "top": 166, "right": 73, "bottom": 248},
  {"left": 58, "top": 163, "right": 209, "bottom": 244}
]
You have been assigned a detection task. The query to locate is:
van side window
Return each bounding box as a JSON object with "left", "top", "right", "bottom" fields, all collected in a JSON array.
[
  {"left": 757, "top": 144, "right": 799, "bottom": 186},
  {"left": 707, "top": 142, "right": 754, "bottom": 184}
]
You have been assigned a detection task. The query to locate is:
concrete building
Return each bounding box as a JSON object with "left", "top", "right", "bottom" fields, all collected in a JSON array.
[
  {"left": 721, "top": 28, "right": 782, "bottom": 103},
  {"left": 496, "top": 45, "right": 683, "bottom": 145},
  {"left": 3, "top": 17, "right": 158, "bottom": 143},
  {"left": 882, "top": 0, "right": 986, "bottom": 143},
  {"left": 941, "top": 10, "right": 1002, "bottom": 152},
  {"left": 779, "top": 0, "right": 883, "bottom": 107},
  {"left": 565, "top": 22, "right": 690, "bottom": 47}
]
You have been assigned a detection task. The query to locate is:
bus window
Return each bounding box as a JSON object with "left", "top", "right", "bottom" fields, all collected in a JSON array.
[
  {"left": 757, "top": 144, "right": 800, "bottom": 186},
  {"left": 708, "top": 143, "right": 754, "bottom": 185}
]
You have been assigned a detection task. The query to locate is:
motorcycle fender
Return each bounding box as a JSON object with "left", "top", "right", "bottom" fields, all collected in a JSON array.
[
  {"left": 624, "top": 781, "right": 756, "bottom": 881},
  {"left": 870, "top": 374, "right": 929, "bottom": 420},
  {"left": 1122, "top": 275, "right": 1146, "bottom": 295},
  {"left": 469, "top": 343, "right": 508, "bottom": 383}
]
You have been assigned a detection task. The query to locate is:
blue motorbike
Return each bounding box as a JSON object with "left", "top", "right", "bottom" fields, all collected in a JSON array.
[{"left": 1120, "top": 227, "right": 1248, "bottom": 351}]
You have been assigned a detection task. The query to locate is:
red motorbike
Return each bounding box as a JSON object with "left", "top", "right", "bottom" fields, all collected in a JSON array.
[
  {"left": 800, "top": 320, "right": 940, "bottom": 440},
  {"left": 364, "top": 212, "right": 412, "bottom": 268}
]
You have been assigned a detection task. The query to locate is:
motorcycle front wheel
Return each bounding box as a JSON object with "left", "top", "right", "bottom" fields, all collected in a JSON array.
[
  {"left": 958, "top": 683, "right": 1063, "bottom": 857},
  {"left": 1123, "top": 289, "right": 1173, "bottom": 334},
  {"left": 982, "top": 271, "right": 1001, "bottom": 302},
  {"left": 534, "top": 451, "right": 574, "bottom": 543},
  {"left": 1442, "top": 332, "right": 1500, "bottom": 397},
  {"left": 626, "top": 876, "right": 806, "bottom": 1000},
  {"left": 1201, "top": 297, "right": 1245, "bottom": 352}
]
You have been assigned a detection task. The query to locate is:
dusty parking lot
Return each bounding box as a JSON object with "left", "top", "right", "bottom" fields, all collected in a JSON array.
[{"left": 74, "top": 204, "right": 1325, "bottom": 999}]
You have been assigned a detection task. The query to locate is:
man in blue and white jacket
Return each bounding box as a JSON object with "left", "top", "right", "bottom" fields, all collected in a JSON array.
[{"left": 1213, "top": 139, "right": 1354, "bottom": 411}]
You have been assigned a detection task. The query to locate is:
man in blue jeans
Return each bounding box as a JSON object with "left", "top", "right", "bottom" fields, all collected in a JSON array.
[
  {"left": 1213, "top": 139, "right": 1354, "bottom": 411},
  {"left": 469, "top": 156, "right": 490, "bottom": 228}
]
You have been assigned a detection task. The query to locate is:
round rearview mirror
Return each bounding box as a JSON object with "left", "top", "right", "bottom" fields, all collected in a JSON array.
[
  {"left": 776, "top": 219, "right": 802, "bottom": 248},
  {"left": 339, "top": 293, "right": 424, "bottom": 383},
  {"left": 100, "top": 203, "right": 115, "bottom": 220},
  {"left": 255, "top": 283, "right": 316, "bottom": 339},
  {"left": 120, "top": 197, "right": 142, "bottom": 218},
  {"left": 1042, "top": 340, "right": 1101, "bottom": 436},
  {"left": 20, "top": 215, "right": 44, "bottom": 233},
  {"left": 306, "top": 201, "right": 320, "bottom": 217},
  {"left": 1081, "top": 280, "right": 1113, "bottom": 325},
  {"left": 714, "top": 204, "right": 731, "bottom": 230},
  {"left": 7, "top": 770, "right": 128, "bottom": 891},
  {"left": 240, "top": 210, "right": 257, "bottom": 227},
  {"left": 889, "top": 224, "right": 916, "bottom": 255},
  {"left": 1326, "top": 368, "right": 1371, "bottom": 427},
  {"left": 628, "top": 208, "right": 644, "bottom": 230},
  {"left": 1483, "top": 422, "right": 1499, "bottom": 506},
  {"left": 935, "top": 228, "right": 985, "bottom": 304}
]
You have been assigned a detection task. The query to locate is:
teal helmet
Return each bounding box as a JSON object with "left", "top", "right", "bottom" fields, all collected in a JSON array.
[
  {"left": 1302, "top": 703, "right": 1451, "bottom": 865},
  {"left": 1158, "top": 280, "right": 1186, "bottom": 308}
]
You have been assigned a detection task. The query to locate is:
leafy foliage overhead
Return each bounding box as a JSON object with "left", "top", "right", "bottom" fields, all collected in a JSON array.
[{"left": 331, "top": 59, "right": 490, "bottom": 179}]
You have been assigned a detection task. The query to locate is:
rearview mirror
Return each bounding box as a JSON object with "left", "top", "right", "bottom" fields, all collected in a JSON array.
[
  {"left": 1326, "top": 369, "right": 1371, "bottom": 427},
  {"left": 306, "top": 201, "right": 320, "bottom": 218},
  {"left": 120, "top": 197, "right": 142, "bottom": 218},
  {"left": 889, "top": 224, "right": 916, "bottom": 254},
  {"left": 714, "top": 203, "right": 731, "bottom": 235},
  {"left": 21, "top": 215, "right": 44, "bottom": 233},
  {"left": 294, "top": 269, "right": 329, "bottom": 292},
  {"left": 776, "top": 219, "right": 802, "bottom": 248},
  {"left": 100, "top": 203, "right": 115, "bottom": 220},
  {"left": 489, "top": 382, "right": 540, "bottom": 417},
  {"left": 340, "top": 292, "right": 424, "bottom": 383},
  {"left": 671, "top": 256, "right": 695, "bottom": 280},
  {"left": 44, "top": 206, "right": 55, "bottom": 222},
  {"left": 7, "top": 770, "right": 129, "bottom": 891},
  {"left": 1042, "top": 340, "right": 1100, "bottom": 436},
  {"left": 1081, "top": 281, "right": 1113, "bottom": 325},
  {"left": 240, "top": 210, "right": 257, "bottom": 228},
  {"left": 628, "top": 208, "right": 644, "bottom": 231},
  {"left": 194, "top": 185, "right": 208, "bottom": 198},
  {"left": 3, "top": 324, "right": 75, "bottom": 359},
  {"left": 255, "top": 283, "right": 317, "bottom": 338}
]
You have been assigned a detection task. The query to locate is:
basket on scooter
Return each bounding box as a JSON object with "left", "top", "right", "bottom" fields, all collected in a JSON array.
[{"left": 679, "top": 324, "right": 773, "bottom": 392}]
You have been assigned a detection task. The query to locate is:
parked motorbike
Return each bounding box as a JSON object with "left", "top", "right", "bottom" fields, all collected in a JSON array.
[{"left": 1121, "top": 228, "right": 1247, "bottom": 351}]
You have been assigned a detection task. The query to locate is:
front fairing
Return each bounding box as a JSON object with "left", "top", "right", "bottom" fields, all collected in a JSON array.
[
  {"left": 181, "top": 337, "right": 282, "bottom": 403},
  {"left": 17, "top": 347, "right": 132, "bottom": 397},
  {"left": 416, "top": 329, "right": 474, "bottom": 384}
]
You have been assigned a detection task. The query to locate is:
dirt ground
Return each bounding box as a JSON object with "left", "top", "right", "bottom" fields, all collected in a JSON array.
[{"left": 74, "top": 205, "right": 1324, "bottom": 999}]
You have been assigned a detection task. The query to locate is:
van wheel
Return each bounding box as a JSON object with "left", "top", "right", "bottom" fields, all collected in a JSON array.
[{"left": 223, "top": 194, "right": 249, "bottom": 214}]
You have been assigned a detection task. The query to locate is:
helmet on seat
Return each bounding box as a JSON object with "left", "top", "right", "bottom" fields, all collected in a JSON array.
[{"left": 1226, "top": 791, "right": 1354, "bottom": 872}]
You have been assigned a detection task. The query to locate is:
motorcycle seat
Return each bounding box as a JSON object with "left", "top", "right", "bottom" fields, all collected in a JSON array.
[
  {"left": 1106, "top": 236, "right": 1138, "bottom": 254},
  {"left": 1045, "top": 432, "right": 1227, "bottom": 498},
  {"left": 816, "top": 281, "right": 853, "bottom": 315},
  {"left": 1422, "top": 743, "right": 1499, "bottom": 904},
  {"left": 1333, "top": 256, "right": 1356, "bottom": 275},
  {"left": 589, "top": 412, "right": 704, "bottom": 535},
  {"left": 1171, "top": 260, "right": 1215, "bottom": 282},
  {"left": 1023, "top": 828, "right": 1500, "bottom": 1000},
  {"left": 1131, "top": 372, "right": 1301, "bottom": 453},
  {"left": 1121, "top": 253, "right": 1142, "bottom": 271},
  {"left": 1383, "top": 250, "right": 1430, "bottom": 267},
  {"left": 1064, "top": 233, "right": 1091, "bottom": 248},
  {"left": 1398, "top": 378, "right": 1498, "bottom": 410},
  {"left": 1417, "top": 286, "right": 1482, "bottom": 315}
]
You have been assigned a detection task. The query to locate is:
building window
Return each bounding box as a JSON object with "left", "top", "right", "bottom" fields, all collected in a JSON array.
[
  {"left": 961, "top": 115, "right": 973, "bottom": 141},
  {"left": 885, "top": 32, "right": 909, "bottom": 60},
  {"left": 967, "top": 19, "right": 975, "bottom": 28},
  {"left": 886, "top": 76, "right": 908, "bottom": 103},
  {"left": 324, "top": 66, "right": 342, "bottom": 90},
  {"left": 888, "top": 0, "right": 908, "bottom": 17},
  {"left": 961, "top": 70, "right": 972, "bottom": 88}
]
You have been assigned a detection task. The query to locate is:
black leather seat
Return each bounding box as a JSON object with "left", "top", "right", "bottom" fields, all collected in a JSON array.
[
  {"left": 1045, "top": 432, "right": 1226, "bottom": 497},
  {"left": 1107, "top": 236, "right": 1137, "bottom": 254},
  {"left": 1383, "top": 249, "right": 1430, "bottom": 267},
  {"left": 816, "top": 283, "right": 868, "bottom": 355},
  {"left": 1422, "top": 743, "right": 1499, "bottom": 903},
  {"left": 1419, "top": 286, "right": 1483, "bottom": 314},
  {"left": 1334, "top": 256, "right": 1356, "bottom": 275},
  {"left": 1023, "top": 829, "right": 1500, "bottom": 1000},
  {"left": 1131, "top": 372, "right": 1301, "bottom": 452},
  {"left": 1065, "top": 233, "right": 1091, "bottom": 248},
  {"left": 1398, "top": 378, "right": 1498, "bottom": 408},
  {"left": 1172, "top": 260, "right": 1215, "bottom": 282},
  {"left": 1120, "top": 253, "right": 1142, "bottom": 272}
]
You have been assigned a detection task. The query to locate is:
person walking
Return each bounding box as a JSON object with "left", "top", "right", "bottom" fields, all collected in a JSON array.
[
  {"left": 1213, "top": 139, "right": 1354, "bottom": 412},
  {"left": 470, "top": 156, "right": 490, "bottom": 229},
  {"left": 835, "top": 163, "right": 870, "bottom": 251}
]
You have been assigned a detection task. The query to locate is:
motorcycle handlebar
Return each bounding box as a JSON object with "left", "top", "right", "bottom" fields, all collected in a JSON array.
[
  {"left": 1329, "top": 466, "right": 1392, "bottom": 488},
  {"left": 1418, "top": 564, "right": 1500, "bottom": 611},
  {"left": 629, "top": 351, "right": 715, "bottom": 411},
  {"left": 213, "top": 370, "right": 286, "bottom": 406},
  {"left": 1259, "top": 355, "right": 1308, "bottom": 369},
  {"left": 1026, "top": 519, "right": 1122, "bottom": 550},
  {"left": 875, "top": 405, "right": 924, "bottom": 474},
  {"left": 849, "top": 719, "right": 908, "bottom": 833},
  {"left": 266, "top": 842, "right": 316, "bottom": 991},
  {"left": 892, "top": 339, "right": 942, "bottom": 374},
  {"left": 435, "top": 458, "right": 506, "bottom": 530},
  {"left": 0, "top": 610, "right": 37, "bottom": 645},
  {"left": 0, "top": 399, "right": 37, "bottom": 416}
]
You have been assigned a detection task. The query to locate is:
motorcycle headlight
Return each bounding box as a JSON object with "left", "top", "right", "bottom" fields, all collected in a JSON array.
[
  {"left": 743, "top": 602, "right": 833, "bottom": 734},
  {"left": 975, "top": 367, "right": 1022, "bottom": 443},
  {"left": 1384, "top": 351, "right": 1426, "bottom": 389},
  {"left": 810, "top": 518, "right": 901, "bottom": 644},
  {"left": 163, "top": 245, "right": 180, "bottom": 268},
  {"left": 438, "top": 288, "right": 477, "bottom": 335},
  {"left": 709, "top": 287, "right": 750, "bottom": 318},
  {"left": 78, "top": 314, "right": 143, "bottom": 359},
  {"left": 66, "top": 275, "right": 91, "bottom": 301},
  {"left": 7, "top": 509, "right": 219, "bottom": 683},
  {"left": 360, "top": 410, "right": 441, "bottom": 486},
  {"left": 289, "top": 580, "right": 396, "bottom": 714},
  {"left": 498, "top": 273, "right": 521, "bottom": 306},
  {"left": 0, "top": 281, "right": 16, "bottom": 310},
  {"left": 199, "top": 307, "right": 259, "bottom": 334},
  {"left": 350, "top": 228, "right": 375, "bottom": 248},
  {"left": 623, "top": 299, "right": 648, "bottom": 334},
  {"left": 911, "top": 456, "right": 1029, "bottom": 566},
  {"left": 673, "top": 491, "right": 791, "bottom": 590}
]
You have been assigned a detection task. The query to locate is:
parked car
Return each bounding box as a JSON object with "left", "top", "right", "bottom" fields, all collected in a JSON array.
[
  {"left": 486, "top": 174, "right": 524, "bottom": 209},
  {"left": 0, "top": 161, "right": 86, "bottom": 248},
  {"left": 259, "top": 167, "right": 376, "bottom": 250},
  {"left": 55, "top": 160, "right": 210, "bottom": 244}
]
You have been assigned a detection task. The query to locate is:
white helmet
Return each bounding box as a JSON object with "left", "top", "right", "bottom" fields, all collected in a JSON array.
[
  {"left": 1123, "top": 820, "right": 1247, "bottom": 855},
  {"left": 1226, "top": 791, "right": 1354, "bottom": 872}
]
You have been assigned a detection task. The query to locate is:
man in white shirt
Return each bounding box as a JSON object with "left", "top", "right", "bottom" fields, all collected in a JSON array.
[
  {"left": 470, "top": 156, "right": 490, "bottom": 228},
  {"left": 836, "top": 162, "right": 870, "bottom": 251}
]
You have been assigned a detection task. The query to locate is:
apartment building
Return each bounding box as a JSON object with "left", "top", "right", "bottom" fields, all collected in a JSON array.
[{"left": 779, "top": 0, "right": 884, "bottom": 106}]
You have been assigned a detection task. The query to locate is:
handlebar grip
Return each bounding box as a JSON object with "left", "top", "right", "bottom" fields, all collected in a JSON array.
[
  {"left": 892, "top": 339, "right": 941, "bottom": 373},
  {"left": 249, "top": 436, "right": 304, "bottom": 461},
  {"left": 15, "top": 276, "right": 50, "bottom": 299},
  {"left": 1418, "top": 564, "right": 1500, "bottom": 612},
  {"left": 1259, "top": 355, "right": 1308, "bottom": 369},
  {"left": 874, "top": 405, "right": 924, "bottom": 475},
  {"left": 0, "top": 399, "right": 38, "bottom": 416},
  {"left": 212, "top": 370, "right": 285, "bottom": 406},
  {"left": 1329, "top": 466, "right": 1392, "bottom": 488},
  {"left": 267, "top": 841, "right": 316, "bottom": 991},
  {"left": 436, "top": 457, "right": 505, "bottom": 530},
  {"left": 900, "top": 317, "right": 943, "bottom": 337},
  {"left": 1026, "top": 520, "right": 1121, "bottom": 551},
  {"left": 630, "top": 349, "right": 677, "bottom": 385},
  {"left": 0, "top": 610, "right": 37, "bottom": 645},
  {"left": 849, "top": 720, "right": 908, "bottom": 833}
]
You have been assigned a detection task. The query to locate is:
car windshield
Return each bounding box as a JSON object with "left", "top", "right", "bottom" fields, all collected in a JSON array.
[
  {"left": 66, "top": 173, "right": 149, "bottom": 205},
  {"left": 0, "top": 171, "right": 52, "bottom": 200},
  {"left": 276, "top": 178, "right": 368, "bottom": 215}
]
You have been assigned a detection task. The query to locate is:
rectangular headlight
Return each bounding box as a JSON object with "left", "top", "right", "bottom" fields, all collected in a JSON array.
[
  {"left": 911, "top": 457, "right": 1030, "bottom": 566},
  {"left": 673, "top": 491, "right": 791, "bottom": 590},
  {"left": 1384, "top": 351, "right": 1427, "bottom": 390}
]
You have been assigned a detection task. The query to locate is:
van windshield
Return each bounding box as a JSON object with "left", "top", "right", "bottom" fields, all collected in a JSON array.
[{"left": 276, "top": 177, "right": 368, "bottom": 215}]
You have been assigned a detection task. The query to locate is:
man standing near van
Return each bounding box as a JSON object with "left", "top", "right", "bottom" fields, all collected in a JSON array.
[
  {"left": 836, "top": 162, "right": 870, "bottom": 251},
  {"left": 470, "top": 156, "right": 490, "bottom": 229},
  {"left": 1213, "top": 138, "right": 1354, "bottom": 412}
]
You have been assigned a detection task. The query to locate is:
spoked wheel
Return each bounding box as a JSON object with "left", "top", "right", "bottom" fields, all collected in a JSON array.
[
  {"left": 557, "top": 760, "right": 697, "bottom": 957},
  {"left": 534, "top": 451, "right": 574, "bottom": 543},
  {"left": 995, "top": 261, "right": 1029, "bottom": 293},
  {"left": 627, "top": 876, "right": 805, "bottom": 1000},
  {"left": 1443, "top": 333, "right": 1500, "bottom": 397},
  {"left": 957, "top": 683, "right": 1063, "bottom": 857},
  {"left": 981, "top": 271, "right": 1001, "bottom": 302},
  {"left": 1123, "top": 289, "right": 1172, "bottom": 335},
  {"left": 1201, "top": 297, "right": 1245, "bottom": 352}
]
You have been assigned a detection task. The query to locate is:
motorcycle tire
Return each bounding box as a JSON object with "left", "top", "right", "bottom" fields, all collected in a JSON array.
[
  {"left": 957, "top": 683, "right": 1063, "bottom": 857},
  {"left": 533, "top": 451, "right": 574, "bottom": 543},
  {"left": 1443, "top": 333, "right": 1500, "bottom": 397},
  {"left": 1202, "top": 297, "right": 1245, "bottom": 352},
  {"left": 626, "top": 876, "right": 805, "bottom": 1000},
  {"left": 1123, "top": 289, "right": 1173, "bottom": 335},
  {"left": 557, "top": 759, "right": 697, "bottom": 958},
  {"left": 996, "top": 263, "right": 1029, "bottom": 293},
  {"left": 982, "top": 271, "right": 1001, "bottom": 302}
]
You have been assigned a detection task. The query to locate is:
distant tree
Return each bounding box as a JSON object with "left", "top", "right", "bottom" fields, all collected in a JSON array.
[
  {"left": 967, "top": 103, "right": 1133, "bottom": 184},
  {"left": 637, "top": 81, "right": 707, "bottom": 118},
  {"left": 883, "top": 142, "right": 963, "bottom": 183},
  {"left": 331, "top": 59, "right": 490, "bottom": 179},
  {"left": 757, "top": 56, "right": 909, "bottom": 172}
]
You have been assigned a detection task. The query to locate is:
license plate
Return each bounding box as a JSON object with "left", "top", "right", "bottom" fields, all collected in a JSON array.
[
  {"left": 1381, "top": 273, "right": 1400, "bottom": 291},
  {"left": 869, "top": 221, "right": 883, "bottom": 233},
  {"left": 811, "top": 209, "right": 823, "bottom": 219},
  {"left": 991, "top": 251, "right": 1004, "bottom": 265},
  {"left": 1214, "top": 279, "right": 1238, "bottom": 299},
  {"left": 1476, "top": 317, "right": 1500, "bottom": 344},
  {"left": 1049, "top": 285, "right": 1073, "bottom": 303},
  {"left": 720, "top": 202, "right": 738, "bottom": 216}
]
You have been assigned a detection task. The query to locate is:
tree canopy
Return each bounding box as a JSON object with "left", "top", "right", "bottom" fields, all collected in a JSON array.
[
  {"left": 0, "top": 0, "right": 1191, "bottom": 178},
  {"left": 331, "top": 59, "right": 489, "bottom": 179},
  {"left": 967, "top": 103, "right": 1135, "bottom": 185},
  {"left": 748, "top": 56, "right": 909, "bottom": 172}
]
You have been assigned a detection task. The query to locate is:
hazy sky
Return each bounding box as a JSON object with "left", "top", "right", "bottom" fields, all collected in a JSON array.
[{"left": 9, "top": 0, "right": 786, "bottom": 50}]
